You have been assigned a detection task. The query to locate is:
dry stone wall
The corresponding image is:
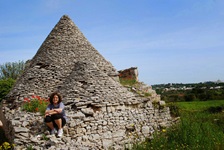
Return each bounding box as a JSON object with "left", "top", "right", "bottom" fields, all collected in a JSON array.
[
  {"left": 0, "top": 15, "right": 172, "bottom": 150},
  {"left": 1, "top": 97, "right": 171, "bottom": 150}
]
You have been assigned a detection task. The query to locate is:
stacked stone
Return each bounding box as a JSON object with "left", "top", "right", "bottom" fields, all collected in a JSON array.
[
  {"left": 1, "top": 97, "right": 171, "bottom": 149},
  {"left": 59, "top": 61, "right": 143, "bottom": 107},
  {"left": 0, "top": 15, "right": 173, "bottom": 149},
  {"left": 136, "top": 82, "right": 161, "bottom": 102}
]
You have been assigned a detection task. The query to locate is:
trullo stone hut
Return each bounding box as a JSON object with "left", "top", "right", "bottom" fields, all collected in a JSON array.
[{"left": 0, "top": 15, "right": 172, "bottom": 150}]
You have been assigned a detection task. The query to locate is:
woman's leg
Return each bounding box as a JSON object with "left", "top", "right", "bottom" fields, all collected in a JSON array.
[
  {"left": 54, "top": 117, "right": 66, "bottom": 129},
  {"left": 51, "top": 114, "right": 65, "bottom": 137},
  {"left": 44, "top": 116, "right": 54, "bottom": 130},
  {"left": 51, "top": 114, "right": 63, "bottom": 129},
  {"left": 62, "top": 117, "right": 66, "bottom": 127},
  {"left": 54, "top": 118, "right": 62, "bottom": 129},
  {"left": 46, "top": 122, "right": 54, "bottom": 130}
]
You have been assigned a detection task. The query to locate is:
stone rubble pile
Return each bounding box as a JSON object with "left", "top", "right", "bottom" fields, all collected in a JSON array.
[{"left": 0, "top": 15, "right": 173, "bottom": 149}]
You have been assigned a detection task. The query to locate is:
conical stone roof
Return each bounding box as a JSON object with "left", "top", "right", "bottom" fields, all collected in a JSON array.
[
  {"left": 7, "top": 15, "right": 146, "bottom": 105},
  {"left": 32, "top": 15, "right": 116, "bottom": 75}
]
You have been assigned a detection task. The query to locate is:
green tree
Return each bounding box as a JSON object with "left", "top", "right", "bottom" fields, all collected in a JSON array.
[
  {"left": 0, "top": 61, "right": 25, "bottom": 80},
  {"left": 0, "top": 78, "right": 15, "bottom": 101}
]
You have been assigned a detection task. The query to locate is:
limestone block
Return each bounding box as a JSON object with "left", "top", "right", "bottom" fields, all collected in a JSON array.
[
  {"left": 159, "top": 122, "right": 167, "bottom": 128},
  {"left": 159, "top": 101, "right": 166, "bottom": 107},
  {"left": 102, "top": 139, "right": 113, "bottom": 150},
  {"left": 83, "top": 117, "right": 95, "bottom": 122},
  {"left": 76, "top": 102, "right": 86, "bottom": 107},
  {"left": 102, "top": 131, "right": 112, "bottom": 139},
  {"left": 81, "top": 122, "right": 87, "bottom": 128},
  {"left": 73, "top": 111, "right": 85, "bottom": 119},
  {"left": 76, "top": 127, "right": 85, "bottom": 134},
  {"left": 14, "top": 127, "right": 29, "bottom": 133},
  {"left": 86, "top": 125, "right": 91, "bottom": 130},
  {"left": 101, "top": 106, "right": 107, "bottom": 112},
  {"left": 112, "top": 129, "right": 125, "bottom": 138},
  {"left": 141, "top": 126, "right": 150, "bottom": 135},
  {"left": 81, "top": 108, "right": 94, "bottom": 116},
  {"left": 116, "top": 105, "right": 125, "bottom": 111},
  {"left": 82, "top": 135, "right": 89, "bottom": 142},
  {"left": 111, "top": 106, "right": 116, "bottom": 112},
  {"left": 107, "top": 106, "right": 112, "bottom": 113},
  {"left": 11, "top": 120, "right": 21, "bottom": 126}
]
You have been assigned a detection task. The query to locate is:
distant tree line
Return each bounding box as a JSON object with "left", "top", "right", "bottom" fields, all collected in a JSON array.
[
  {"left": 153, "top": 83, "right": 224, "bottom": 102},
  {"left": 0, "top": 61, "right": 26, "bottom": 101}
]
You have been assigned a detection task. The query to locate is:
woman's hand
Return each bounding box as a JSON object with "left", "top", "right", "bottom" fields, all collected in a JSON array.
[
  {"left": 45, "top": 108, "right": 62, "bottom": 117},
  {"left": 53, "top": 108, "right": 62, "bottom": 113},
  {"left": 44, "top": 111, "right": 51, "bottom": 117}
]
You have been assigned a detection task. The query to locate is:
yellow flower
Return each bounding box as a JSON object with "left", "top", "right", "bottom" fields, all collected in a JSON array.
[
  {"left": 162, "top": 129, "right": 166, "bottom": 132},
  {"left": 130, "top": 123, "right": 135, "bottom": 126},
  {"left": 0, "top": 142, "right": 14, "bottom": 150}
]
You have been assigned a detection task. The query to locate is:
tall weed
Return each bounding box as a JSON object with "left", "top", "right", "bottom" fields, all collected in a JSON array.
[{"left": 132, "top": 101, "right": 224, "bottom": 150}]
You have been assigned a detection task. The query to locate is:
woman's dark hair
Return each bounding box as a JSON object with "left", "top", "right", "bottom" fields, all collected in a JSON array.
[{"left": 49, "top": 92, "right": 62, "bottom": 104}]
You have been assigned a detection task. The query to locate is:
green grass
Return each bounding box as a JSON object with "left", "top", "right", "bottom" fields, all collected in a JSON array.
[
  {"left": 176, "top": 100, "right": 224, "bottom": 111},
  {"left": 119, "top": 78, "right": 137, "bottom": 86},
  {"left": 132, "top": 100, "right": 224, "bottom": 150}
]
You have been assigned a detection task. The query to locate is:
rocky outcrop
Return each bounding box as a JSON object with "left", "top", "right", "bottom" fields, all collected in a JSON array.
[{"left": 0, "top": 15, "right": 172, "bottom": 149}]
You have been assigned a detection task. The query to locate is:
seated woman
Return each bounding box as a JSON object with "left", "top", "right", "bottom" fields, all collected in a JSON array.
[{"left": 44, "top": 92, "right": 67, "bottom": 137}]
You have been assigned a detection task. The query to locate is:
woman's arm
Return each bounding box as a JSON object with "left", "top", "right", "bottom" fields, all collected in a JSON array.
[
  {"left": 45, "top": 108, "right": 62, "bottom": 115},
  {"left": 45, "top": 103, "right": 64, "bottom": 117}
]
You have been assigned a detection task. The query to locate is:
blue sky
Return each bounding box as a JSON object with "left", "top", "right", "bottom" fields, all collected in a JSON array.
[{"left": 0, "top": 0, "right": 224, "bottom": 85}]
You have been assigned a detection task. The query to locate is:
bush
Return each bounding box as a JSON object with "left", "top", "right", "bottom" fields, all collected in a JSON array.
[
  {"left": 22, "top": 95, "right": 49, "bottom": 115},
  {"left": 205, "top": 106, "right": 224, "bottom": 114},
  {"left": 0, "top": 78, "right": 15, "bottom": 102}
]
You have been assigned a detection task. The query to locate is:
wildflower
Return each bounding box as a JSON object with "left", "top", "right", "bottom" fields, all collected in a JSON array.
[
  {"left": 27, "top": 98, "right": 31, "bottom": 103},
  {"left": 24, "top": 97, "right": 30, "bottom": 102},
  {"left": 0, "top": 142, "right": 14, "bottom": 149},
  {"left": 39, "top": 100, "right": 42, "bottom": 104},
  {"left": 35, "top": 107, "right": 39, "bottom": 112},
  {"left": 162, "top": 129, "right": 166, "bottom": 132},
  {"left": 36, "top": 95, "right": 41, "bottom": 100}
]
